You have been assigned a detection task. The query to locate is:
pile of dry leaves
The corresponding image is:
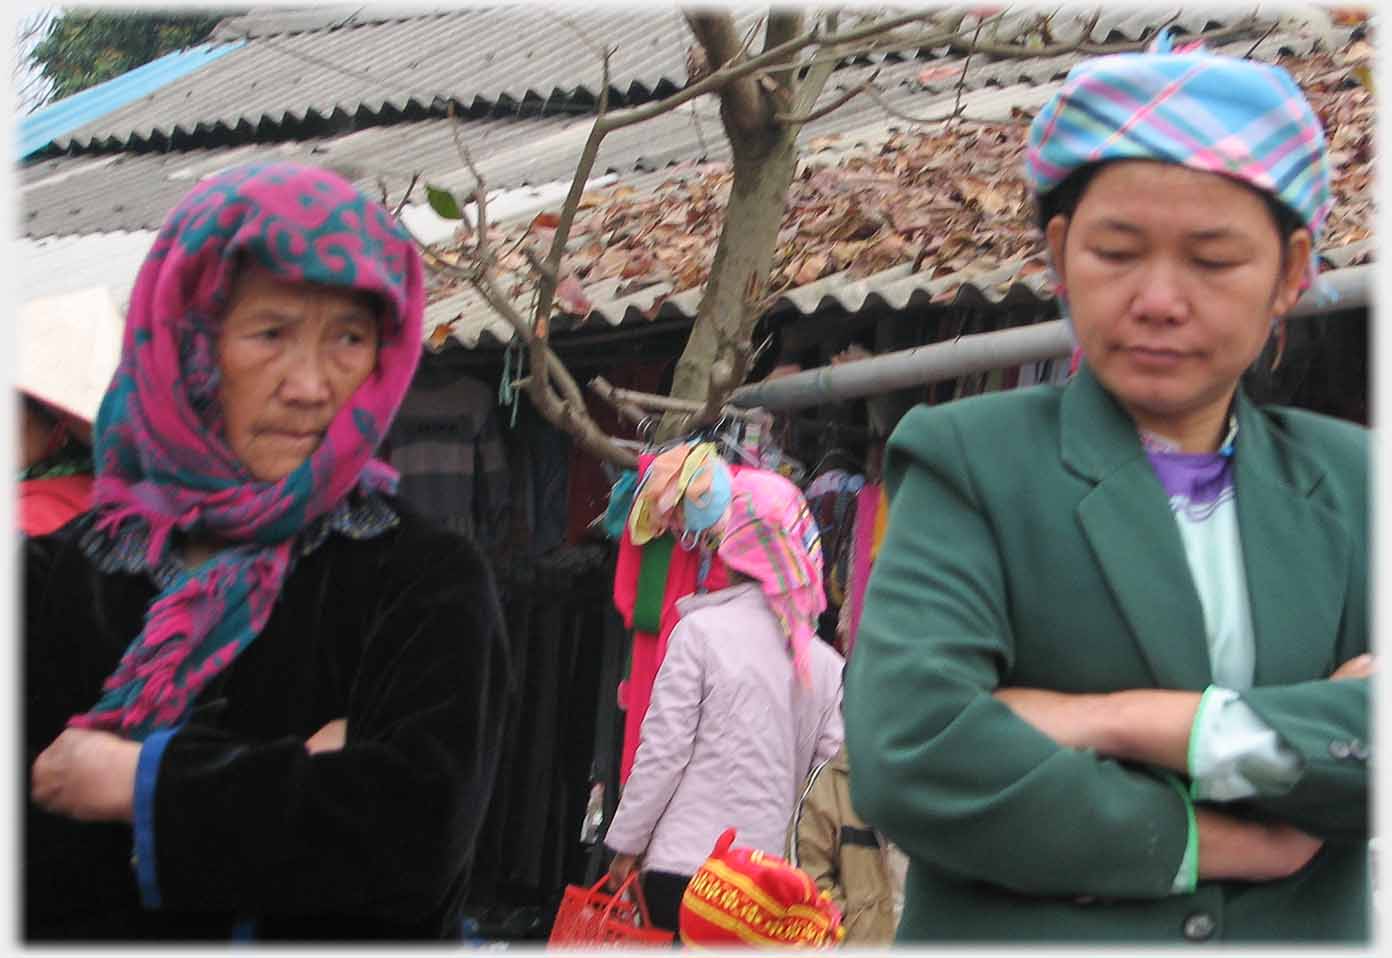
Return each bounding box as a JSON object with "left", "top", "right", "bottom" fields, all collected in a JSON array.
[{"left": 432, "top": 26, "right": 1374, "bottom": 323}]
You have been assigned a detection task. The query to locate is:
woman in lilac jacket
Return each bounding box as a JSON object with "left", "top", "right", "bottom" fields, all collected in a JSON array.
[{"left": 604, "top": 469, "right": 845, "bottom": 933}]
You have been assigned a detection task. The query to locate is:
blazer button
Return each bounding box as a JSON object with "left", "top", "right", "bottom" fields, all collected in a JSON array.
[
  {"left": 1329, "top": 740, "right": 1352, "bottom": 759},
  {"left": 1183, "top": 912, "right": 1217, "bottom": 942},
  {"left": 1351, "top": 740, "right": 1369, "bottom": 761}
]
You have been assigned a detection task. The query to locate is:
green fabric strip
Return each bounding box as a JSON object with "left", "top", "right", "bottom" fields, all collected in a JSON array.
[
  {"left": 1164, "top": 772, "right": 1201, "bottom": 894},
  {"left": 633, "top": 535, "right": 675, "bottom": 634}
]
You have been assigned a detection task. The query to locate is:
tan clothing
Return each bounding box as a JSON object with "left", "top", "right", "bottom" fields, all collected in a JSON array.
[{"left": 788, "top": 745, "right": 904, "bottom": 946}]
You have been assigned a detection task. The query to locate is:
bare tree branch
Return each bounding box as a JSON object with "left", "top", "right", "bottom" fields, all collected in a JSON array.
[
  {"left": 391, "top": 172, "right": 419, "bottom": 218},
  {"left": 748, "top": 11, "right": 1009, "bottom": 80},
  {"left": 686, "top": 10, "right": 770, "bottom": 133},
  {"left": 784, "top": 10, "right": 840, "bottom": 118},
  {"left": 762, "top": 9, "right": 805, "bottom": 95},
  {"left": 863, "top": 83, "right": 1029, "bottom": 127},
  {"left": 1244, "top": 20, "right": 1280, "bottom": 58},
  {"left": 762, "top": 9, "right": 802, "bottom": 56},
  {"left": 590, "top": 377, "right": 766, "bottom": 422},
  {"left": 395, "top": 4, "right": 1277, "bottom": 468},
  {"left": 402, "top": 209, "right": 637, "bottom": 469},
  {"left": 950, "top": 15, "right": 990, "bottom": 123},
  {"left": 776, "top": 68, "right": 878, "bottom": 126},
  {"left": 610, "top": 7, "right": 948, "bottom": 137}
]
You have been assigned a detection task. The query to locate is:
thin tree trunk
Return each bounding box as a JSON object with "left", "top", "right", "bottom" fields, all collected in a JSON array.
[{"left": 663, "top": 123, "right": 800, "bottom": 434}]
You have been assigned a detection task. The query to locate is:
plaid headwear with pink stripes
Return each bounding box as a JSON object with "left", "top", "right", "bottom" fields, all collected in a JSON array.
[
  {"left": 1025, "top": 29, "right": 1331, "bottom": 289},
  {"left": 715, "top": 469, "right": 827, "bottom": 686}
]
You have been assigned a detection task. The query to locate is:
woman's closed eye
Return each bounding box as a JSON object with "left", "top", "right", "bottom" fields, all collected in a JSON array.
[
  {"left": 1193, "top": 257, "right": 1241, "bottom": 271},
  {"left": 1091, "top": 247, "right": 1138, "bottom": 263}
]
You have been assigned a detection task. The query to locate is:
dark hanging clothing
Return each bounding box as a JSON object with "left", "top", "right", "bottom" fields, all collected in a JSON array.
[
  {"left": 24, "top": 499, "right": 513, "bottom": 942},
  {"left": 387, "top": 370, "right": 511, "bottom": 551}
]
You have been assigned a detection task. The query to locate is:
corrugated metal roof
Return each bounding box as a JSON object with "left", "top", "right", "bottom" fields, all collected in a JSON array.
[
  {"left": 37, "top": 6, "right": 1264, "bottom": 156},
  {"left": 15, "top": 10, "right": 1369, "bottom": 359},
  {"left": 415, "top": 27, "right": 1368, "bottom": 349},
  {"left": 19, "top": 23, "right": 1330, "bottom": 239},
  {"left": 18, "top": 42, "right": 244, "bottom": 159},
  {"left": 207, "top": 6, "right": 438, "bottom": 40},
  {"left": 41, "top": 6, "right": 761, "bottom": 154}
]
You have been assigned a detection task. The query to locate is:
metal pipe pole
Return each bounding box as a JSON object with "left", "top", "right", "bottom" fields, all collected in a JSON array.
[{"left": 730, "top": 264, "right": 1372, "bottom": 412}]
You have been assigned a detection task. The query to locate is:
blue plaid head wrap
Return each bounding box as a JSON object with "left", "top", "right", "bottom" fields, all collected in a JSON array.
[{"left": 1026, "top": 29, "right": 1332, "bottom": 293}]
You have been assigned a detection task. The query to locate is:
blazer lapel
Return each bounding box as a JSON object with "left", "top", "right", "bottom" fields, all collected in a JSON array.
[
  {"left": 1062, "top": 369, "right": 1212, "bottom": 691},
  {"left": 1232, "top": 393, "right": 1348, "bottom": 686}
]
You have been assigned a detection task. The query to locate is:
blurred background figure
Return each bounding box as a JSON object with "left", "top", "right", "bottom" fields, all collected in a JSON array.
[
  {"left": 788, "top": 740, "right": 906, "bottom": 946},
  {"left": 604, "top": 468, "right": 845, "bottom": 934},
  {"left": 18, "top": 390, "right": 95, "bottom": 536}
]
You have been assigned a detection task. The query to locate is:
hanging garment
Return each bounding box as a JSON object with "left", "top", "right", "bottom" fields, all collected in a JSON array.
[
  {"left": 843, "top": 483, "right": 883, "bottom": 657},
  {"left": 612, "top": 453, "right": 731, "bottom": 785},
  {"left": 387, "top": 369, "right": 511, "bottom": 549},
  {"left": 804, "top": 470, "right": 865, "bottom": 609}
]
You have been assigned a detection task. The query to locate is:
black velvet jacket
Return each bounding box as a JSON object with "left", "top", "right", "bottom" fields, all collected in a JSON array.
[{"left": 24, "top": 498, "right": 512, "bottom": 941}]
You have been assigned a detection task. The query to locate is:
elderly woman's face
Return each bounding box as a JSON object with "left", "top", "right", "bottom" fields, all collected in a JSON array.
[
  {"left": 217, "top": 265, "right": 380, "bottom": 482},
  {"left": 1046, "top": 161, "right": 1310, "bottom": 439}
]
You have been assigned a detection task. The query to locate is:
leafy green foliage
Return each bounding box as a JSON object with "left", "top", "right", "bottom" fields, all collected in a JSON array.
[{"left": 30, "top": 10, "right": 241, "bottom": 103}]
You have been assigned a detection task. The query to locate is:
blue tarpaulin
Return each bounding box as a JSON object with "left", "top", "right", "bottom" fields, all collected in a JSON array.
[{"left": 18, "top": 41, "right": 244, "bottom": 160}]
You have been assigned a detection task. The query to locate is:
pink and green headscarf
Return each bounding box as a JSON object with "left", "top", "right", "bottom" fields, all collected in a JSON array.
[
  {"left": 715, "top": 470, "right": 827, "bottom": 686},
  {"left": 69, "top": 162, "right": 424, "bottom": 740}
]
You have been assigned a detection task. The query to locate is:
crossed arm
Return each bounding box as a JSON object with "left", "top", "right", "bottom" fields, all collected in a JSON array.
[
  {"left": 993, "top": 652, "right": 1373, "bottom": 882},
  {"left": 31, "top": 717, "right": 348, "bottom": 823}
]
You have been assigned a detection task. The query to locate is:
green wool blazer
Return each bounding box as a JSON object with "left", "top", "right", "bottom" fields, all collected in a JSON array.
[{"left": 844, "top": 366, "right": 1369, "bottom": 944}]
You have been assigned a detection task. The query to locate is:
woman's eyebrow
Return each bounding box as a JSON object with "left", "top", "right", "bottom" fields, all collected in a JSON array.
[
  {"left": 1088, "top": 218, "right": 1144, "bottom": 235},
  {"left": 1186, "top": 227, "right": 1247, "bottom": 242}
]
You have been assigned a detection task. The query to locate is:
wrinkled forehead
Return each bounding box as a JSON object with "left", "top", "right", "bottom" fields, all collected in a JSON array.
[
  {"left": 222, "top": 258, "right": 389, "bottom": 328},
  {"left": 162, "top": 164, "right": 413, "bottom": 332}
]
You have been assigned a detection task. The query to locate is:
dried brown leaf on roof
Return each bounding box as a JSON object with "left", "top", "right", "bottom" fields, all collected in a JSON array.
[{"left": 428, "top": 35, "right": 1375, "bottom": 318}]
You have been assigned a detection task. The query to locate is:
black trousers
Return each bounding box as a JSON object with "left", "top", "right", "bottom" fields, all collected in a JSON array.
[{"left": 640, "top": 871, "right": 692, "bottom": 936}]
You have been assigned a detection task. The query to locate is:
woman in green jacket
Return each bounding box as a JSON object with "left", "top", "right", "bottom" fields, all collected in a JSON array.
[{"left": 843, "top": 32, "right": 1369, "bottom": 944}]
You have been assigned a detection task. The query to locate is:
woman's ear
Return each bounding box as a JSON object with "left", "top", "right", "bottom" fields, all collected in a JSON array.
[
  {"left": 1272, "top": 228, "right": 1314, "bottom": 317},
  {"left": 1044, "top": 214, "right": 1070, "bottom": 284}
]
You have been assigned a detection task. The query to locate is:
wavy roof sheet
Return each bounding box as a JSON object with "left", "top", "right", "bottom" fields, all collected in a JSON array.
[
  {"left": 42, "top": 6, "right": 759, "bottom": 153},
  {"left": 40, "top": 5, "right": 1260, "bottom": 155},
  {"left": 18, "top": 42, "right": 244, "bottom": 159},
  {"left": 16, "top": 8, "right": 1370, "bottom": 357},
  {"left": 20, "top": 22, "right": 1331, "bottom": 239}
]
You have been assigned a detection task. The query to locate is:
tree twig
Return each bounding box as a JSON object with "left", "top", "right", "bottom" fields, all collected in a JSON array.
[
  {"left": 863, "top": 83, "right": 1029, "bottom": 127},
  {"left": 1244, "top": 20, "right": 1280, "bottom": 58},
  {"left": 686, "top": 10, "right": 770, "bottom": 132},
  {"left": 402, "top": 219, "right": 638, "bottom": 468},
  {"left": 762, "top": 10, "right": 804, "bottom": 95},
  {"left": 775, "top": 69, "right": 879, "bottom": 125},
  {"left": 601, "top": 8, "right": 956, "bottom": 138},
  {"left": 949, "top": 15, "right": 989, "bottom": 126},
  {"left": 391, "top": 172, "right": 420, "bottom": 218},
  {"left": 590, "top": 377, "right": 767, "bottom": 422}
]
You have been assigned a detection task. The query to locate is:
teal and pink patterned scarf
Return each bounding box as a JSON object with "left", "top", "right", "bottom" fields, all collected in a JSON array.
[{"left": 69, "top": 163, "right": 424, "bottom": 740}]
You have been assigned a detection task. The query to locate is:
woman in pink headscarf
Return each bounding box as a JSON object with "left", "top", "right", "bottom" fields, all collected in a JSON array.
[
  {"left": 24, "top": 163, "right": 512, "bottom": 941},
  {"left": 603, "top": 467, "right": 845, "bottom": 933}
]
